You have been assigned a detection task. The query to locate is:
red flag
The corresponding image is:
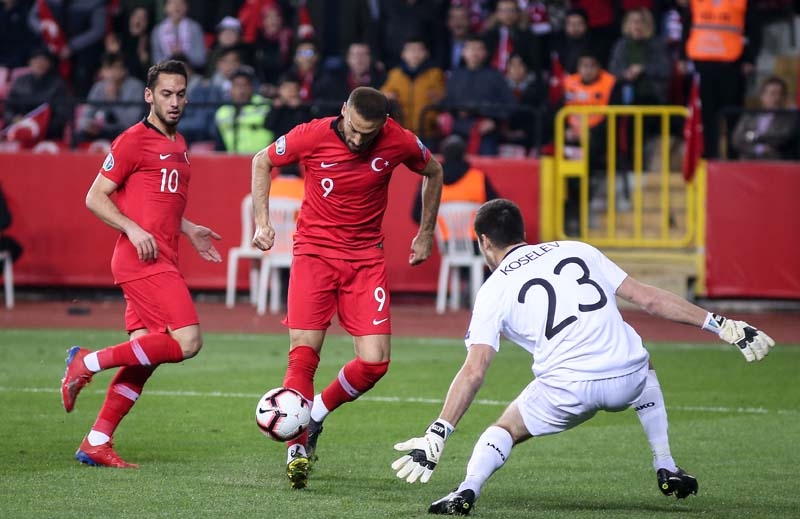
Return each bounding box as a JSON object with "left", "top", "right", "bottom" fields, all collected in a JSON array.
[
  {"left": 2, "top": 103, "right": 53, "bottom": 148},
  {"left": 682, "top": 73, "right": 703, "bottom": 181},
  {"left": 548, "top": 52, "right": 565, "bottom": 106},
  {"left": 36, "top": 0, "right": 71, "bottom": 81}
]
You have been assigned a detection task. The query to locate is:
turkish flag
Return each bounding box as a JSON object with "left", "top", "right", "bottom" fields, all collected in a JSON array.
[
  {"left": 36, "top": 0, "right": 71, "bottom": 80},
  {"left": 682, "top": 73, "right": 703, "bottom": 181},
  {"left": 2, "top": 103, "right": 53, "bottom": 147},
  {"left": 548, "top": 52, "right": 565, "bottom": 106}
]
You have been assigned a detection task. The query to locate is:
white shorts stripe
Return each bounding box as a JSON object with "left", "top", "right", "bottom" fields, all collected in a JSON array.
[{"left": 131, "top": 338, "right": 151, "bottom": 366}]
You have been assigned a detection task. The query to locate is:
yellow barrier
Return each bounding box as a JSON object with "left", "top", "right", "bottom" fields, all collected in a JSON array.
[{"left": 543, "top": 105, "right": 706, "bottom": 296}]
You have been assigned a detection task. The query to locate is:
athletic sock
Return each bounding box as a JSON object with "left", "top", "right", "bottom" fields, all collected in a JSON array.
[
  {"left": 90, "top": 365, "right": 156, "bottom": 442},
  {"left": 90, "top": 333, "right": 184, "bottom": 371},
  {"left": 458, "top": 425, "right": 514, "bottom": 499},
  {"left": 633, "top": 369, "right": 678, "bottom": 472},
  {"left": 283, "top": 346, "right": 319, "bottom": 449},
  {"left": 319, "top": 357, "right": 389, "bottom": 413},
  {"left": 310, "top": 394, "right": 329, "bottom": 423}
]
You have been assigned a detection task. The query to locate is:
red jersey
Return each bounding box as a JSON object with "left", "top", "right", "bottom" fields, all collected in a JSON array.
[
  {"left": 99, "top": 120, "right": 191, "bottom": 283},
  {"left": 266, "top": 116, "right": 430, "bottom": 260}
]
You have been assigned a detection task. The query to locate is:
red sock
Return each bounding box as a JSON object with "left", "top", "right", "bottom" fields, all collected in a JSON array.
[
  {"left": 320, "top": 357, "right": 389, "bottom": 413},
  {"left": 283, "top": 346, "right": 319, "bottom": 448},
  {"left": 92, "top": 365, "right": 156, "bottom": 437},
  {"left": 96, "top": 333, "right": 184, "bottom": 370}
]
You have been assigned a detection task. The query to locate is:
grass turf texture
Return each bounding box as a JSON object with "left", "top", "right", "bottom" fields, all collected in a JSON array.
[{"left": 0, "top": 328, "right": 798, "bottom": 518}]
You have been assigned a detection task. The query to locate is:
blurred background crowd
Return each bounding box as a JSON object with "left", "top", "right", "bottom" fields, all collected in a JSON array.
[{"left": 1, "top": 0, "right": 798, "bottom": 160}]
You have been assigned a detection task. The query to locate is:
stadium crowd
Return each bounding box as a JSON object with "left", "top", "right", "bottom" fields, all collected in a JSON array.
[{"left": 1, "top": 0, "right": 798, "bottom": 159}]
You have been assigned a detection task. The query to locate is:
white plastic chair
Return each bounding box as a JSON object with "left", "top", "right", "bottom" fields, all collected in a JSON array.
[
  {"left": 434, "top": 202, "right": 484, "bottom": 314},
  {"left": 225, "top": 196, "right": 300, "bottom": 315},
  {"left": 255, "top": 197, "right": 299, "bottom": 315},
  {"left": 0, "top": 251, "right": 14, "bottom": 309}
]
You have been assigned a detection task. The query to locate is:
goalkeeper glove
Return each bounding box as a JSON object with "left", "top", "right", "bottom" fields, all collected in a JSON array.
[
  {"left": 391, "top": 419, "right": 454, "bottom": 484},
  {"left": 703, "top": 313, "right": 775, "bottom": 362}
]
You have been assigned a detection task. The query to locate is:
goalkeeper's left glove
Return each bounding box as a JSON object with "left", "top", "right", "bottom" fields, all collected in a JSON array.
[
  {"left": 703, "top": 313, "right": 775, "bottom": 362},
  {"left": 391, "top": 419, "right": 454, "bottom": 484}
]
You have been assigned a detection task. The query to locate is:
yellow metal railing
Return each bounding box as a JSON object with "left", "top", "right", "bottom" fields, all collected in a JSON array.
[
  {"left": 548, "top": 105, "right": 703, "bottom": 249},
  {"left": 540, "top": 105, "right": 707, "bottom": 296}
]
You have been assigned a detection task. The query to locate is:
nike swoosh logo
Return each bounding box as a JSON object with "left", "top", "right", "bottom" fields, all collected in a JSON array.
[
  {"left": 160, "top": 153, "right": 171, "bottom": 160},
  {"left": 372, "top": 318, "right": 389, "bottom": 325},
  {"left": 320, "top": 162, "right": 338, "bottom": 168}
]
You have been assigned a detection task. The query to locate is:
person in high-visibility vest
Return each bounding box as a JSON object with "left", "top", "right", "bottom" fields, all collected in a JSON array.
[
  {"left": 214, "top": 66, "right": 273, "bottom": 153},
  {"left": 680, "top": 0, "right": 760, "bottom": 158}
]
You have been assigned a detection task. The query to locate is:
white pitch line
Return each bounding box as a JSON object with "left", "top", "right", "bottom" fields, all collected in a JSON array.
[{"left": 1, "top": 386, "right": 797, "bottom": 416}]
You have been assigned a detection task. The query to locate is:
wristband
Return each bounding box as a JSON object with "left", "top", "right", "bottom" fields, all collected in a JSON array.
[
  {"left": 702, "top": 312, "right": 725, "bottom": 334},
  {"left": 429, "top": 419, "right": 455, "bottom": 440}
]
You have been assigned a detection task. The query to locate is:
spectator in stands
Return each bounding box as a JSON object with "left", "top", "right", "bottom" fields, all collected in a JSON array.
[
  {"left": 376, "top": 0, "right": 447, "bottom": 70},
  {"left": 550, "top": 7, "right": 592, "bottom": 74},
  {"left": 381, "top": 37, "right": 447, "bottom": 139},
  {"left": 28, "top": 0, "right": 107, "bottom": 98},
  {"left": 252, "top": 1, "right": 295, "bottom": 98},
  {"left": 502, "top": 53, "right": 545, "bottom": 153},
  {"left": 569, "top": 0, "right": 618, "bottom": 66},
  {"left": 680, "top": 0, "right": 760, "bottom": 158},
  {"left": 482, "top": 0, "right": 544, "bottom": 74},
  {"left": 1, "top": 0, "right": 40, "bottom": 70},
  {"left": 177, "top": 55, "right": 225, "bottom": 145},
  {"left": 314, "top": 42, "right": 387, "bottom": 113},
  {"left": 214, "top": 65, "right": 273, "bottom": 154},
  {"left": 608, "top": 8, "right": 672, "bottom": 106},
  {"left": 442, "top": 35, "right": 516, "bottom": 156},
  {"left": 186, "top": 0, "right": 240, "bottom": 34},
  {"left": 76, "top": 53, "right": 145, "bottom": 145},
  {"left": 207, "top": 16, "right": 253, "bottom": 79},
  {"left": 442, "top": 3, "right": 472, "bottom": 72},
  {"left": 264, "top": 75, "right": 313, "bottom": 140},
  {"left": 151, "top": 0, "right": 206, "bottom": 72},
  {"left": 208, "top": 47, "right": 242, "bottom": 98},
  {"left": 286, "top": 39, "right": 322, "bottom": 104},
  {"left": 109, "top": 6, "right": 152, "bottom": 83},
  {"left": 4, "top": 47, "right": 69, "bottom": 140},
  {"left": 731, "top": 76, "right": 798, "bottom": 161},
  {"left": 0, "top": 183, "right": 23, "bottom": 264}
]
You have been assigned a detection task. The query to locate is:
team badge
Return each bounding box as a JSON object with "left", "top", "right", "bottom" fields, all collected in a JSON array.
[
  {"left": 275, "top": 135, "right": 286, "bottom": 155},
  {"left": 102, "top": 152, "right": 114, "bottom": 171},
  {"left": 371, "top": 157, "right": 388, "bottom": 172}
]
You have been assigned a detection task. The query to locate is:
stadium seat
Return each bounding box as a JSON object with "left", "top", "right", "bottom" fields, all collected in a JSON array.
[
  {"left": 434, "top": 201, "right": 484, "bottom": 314},
  {"left": 255, "top": 197, "right": 299, "bottom": 315},
  {"left": 225, "top": 196, "right": 299, "bottom": 315},
  {"left": 0, "top": 251, "right": 14, "bottom": 309}
]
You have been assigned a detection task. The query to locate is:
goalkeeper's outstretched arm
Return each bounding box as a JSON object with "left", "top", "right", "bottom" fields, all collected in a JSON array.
[{"left": 616, "top": 275, "right": 775, "bottom": 362}]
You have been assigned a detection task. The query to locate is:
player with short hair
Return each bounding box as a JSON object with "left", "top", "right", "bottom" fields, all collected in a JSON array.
[
  {"left": 61, "top": 60, "right": 222, "bottom": 468},
  {"left": 251, "top": 86, "right": 444, "bottom": 489},
  {"left": 392, "top": 199, "right": 775, "bottom": 515}
]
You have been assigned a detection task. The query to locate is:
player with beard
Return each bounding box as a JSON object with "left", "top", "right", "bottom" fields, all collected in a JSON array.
[
  {"left": 251, "top": 86, "right": 444, "bottom": 489},
  {"left": 60, "top": 60, "right": 223, "bottom": 468}
]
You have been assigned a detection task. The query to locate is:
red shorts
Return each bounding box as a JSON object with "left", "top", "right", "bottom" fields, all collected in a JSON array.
[
  {"left": 285, "top": 254, "right": 391, "bottom": 336},
  {"left": 121, "top": 271, "right": 199, "bottom": 334}
]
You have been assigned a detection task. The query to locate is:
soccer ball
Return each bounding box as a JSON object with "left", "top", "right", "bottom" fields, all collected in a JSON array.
[{"left": 255, "top": 387, "right": 310, "bottom": 442}]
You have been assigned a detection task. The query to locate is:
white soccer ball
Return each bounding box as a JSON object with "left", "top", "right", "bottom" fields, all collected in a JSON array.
[{"left": 255, "top": 387, "right": 311, "bottom": 442}]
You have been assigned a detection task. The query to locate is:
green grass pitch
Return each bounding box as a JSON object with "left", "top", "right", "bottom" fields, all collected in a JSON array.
[{"left": 0, "top": 328, "right": 798, "bottom": 518}]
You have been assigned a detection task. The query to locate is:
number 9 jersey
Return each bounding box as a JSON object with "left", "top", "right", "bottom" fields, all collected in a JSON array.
[
  {"left": 465, "top": 241, "right": 649, "bottom": 384},
  {"left": 99, "top": 119, "right": 191, "bottom": 284}
]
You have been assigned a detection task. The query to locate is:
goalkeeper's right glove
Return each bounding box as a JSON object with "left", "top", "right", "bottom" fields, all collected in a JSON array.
[
  {"left": 391, "top": 419, "right": 454, "bottom": 484},
  {"left": 703, "top": 313, "right": 775, "bottom": 362}
]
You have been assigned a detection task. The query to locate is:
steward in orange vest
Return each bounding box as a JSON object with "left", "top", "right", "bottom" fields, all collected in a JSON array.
[{"left": 563, "top": 54, "right": 616, "bottom": 134}]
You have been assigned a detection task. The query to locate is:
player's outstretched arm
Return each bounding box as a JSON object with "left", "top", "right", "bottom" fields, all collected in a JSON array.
[
  {"left": 181, "top": 218, "right": 222, "bottom": 262},
  {"left": 86, "top": 173, "right": 158, "bottom": 262},
  {"left": 409, "top": 156, "right": 443, "bottom": 266},
  {"left": 392, "top": 344, "right": 495, "bottom": 483},
  {"left": 250, "top": 147, "right": 275, "bottom": 251},
  {"left": 616, "top": 276, "right": 775, "bottom": 362}
]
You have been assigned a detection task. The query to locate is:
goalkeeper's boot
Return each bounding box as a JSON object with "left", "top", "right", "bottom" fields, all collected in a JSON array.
[
  {"left": 287, "top": 452, "right": 310, "bottom": 489},
  {"left": 306, "top": 419, "right": 323, "bottom": 463},
  {"left": 428, "top": 489, "right": 476, "bottom": 516},
  {"left": 61, "top": 346, "right": 93, "bottom": 413},
  {"left": 657, "top": 467, "right": 698, "bottom": 499},
  {"left": 75, "top": 437, "right": 139, "bottom": 468}
]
